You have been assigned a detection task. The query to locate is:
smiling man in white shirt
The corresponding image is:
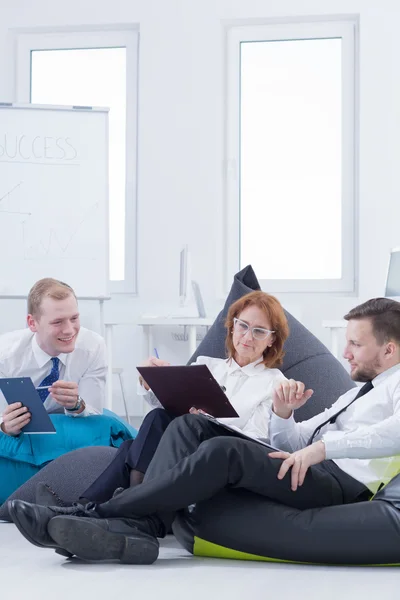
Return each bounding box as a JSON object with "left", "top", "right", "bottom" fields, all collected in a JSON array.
[
  {"left": 8, "top": 297, "right": 400, "bottom": 565},
  {"left": 0, "top": 278, "right": 106, "bottom": 436}
]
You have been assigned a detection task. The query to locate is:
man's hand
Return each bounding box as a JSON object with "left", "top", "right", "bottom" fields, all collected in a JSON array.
[
  {"left": 49, "top": 380, "right": 80, "bottom": 410},
  {"left": 269, "top": 441, "right": 326, "bottom": 491},
  {"left": 139, "top": 356, "right": 171, "bottom": 391},
  {"left": 1, "top": 402, "right": 31, "bottom": 436},
  {"left": 273, "top": 379, "right": 314, "bottom": 419}
]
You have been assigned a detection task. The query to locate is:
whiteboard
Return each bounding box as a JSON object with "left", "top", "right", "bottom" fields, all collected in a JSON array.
[{"left": 0, "top": 103, "right": 109, "bottom": 297}]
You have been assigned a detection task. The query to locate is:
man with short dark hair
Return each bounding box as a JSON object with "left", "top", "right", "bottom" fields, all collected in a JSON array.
[
  {"left": 0, "top": 277, "right": 106, "bottom": 436},
  {"left": 9, "top": 298, "right": 400, "bottom": 565}
]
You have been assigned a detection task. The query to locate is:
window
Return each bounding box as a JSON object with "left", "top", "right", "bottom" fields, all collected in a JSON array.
[
  {"left": 16, "top": 29, "right": 139, "bottom": 293},
  {"left": 225, "top": 21, "right": 357, "bottom": 292}
]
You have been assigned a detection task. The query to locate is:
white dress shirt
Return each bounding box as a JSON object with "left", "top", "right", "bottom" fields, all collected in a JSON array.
[
  {"left": 0, "top": 327, "right": 107, "bottom": 425},
  {"left": 138, "top": 356, "right": 287, "bottom": 438},
  {"left": 269, "top": 363, "right": 400, "bottom": 492}
]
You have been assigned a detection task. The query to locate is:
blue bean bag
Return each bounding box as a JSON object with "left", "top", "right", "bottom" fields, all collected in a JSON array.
[{"left": 0, "top": 410, "right": 136, "bottom": 505}]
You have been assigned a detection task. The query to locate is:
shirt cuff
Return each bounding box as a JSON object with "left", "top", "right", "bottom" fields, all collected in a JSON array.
[
  {"left": 137, "top": 380, "right": 151, "bottom": 396},
  {"left": 321, "top": 431, "right": 351, "bottom": 459},
  {"left": 269, "top": 410, "right": 296, "bottom": 433},
  {"left": 64, "top": 407, "right": 88, "bottom": 417}
]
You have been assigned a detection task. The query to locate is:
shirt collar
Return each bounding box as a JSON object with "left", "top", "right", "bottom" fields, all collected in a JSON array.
[
  {"left": 32, "top": 334, "right": 68, "bottom": 368},
  {"left": 372, "top": 363, "right": 400, "bottom": 387},
  {"left": 226, "top": 357, "right": 266, "bottom": 376}
]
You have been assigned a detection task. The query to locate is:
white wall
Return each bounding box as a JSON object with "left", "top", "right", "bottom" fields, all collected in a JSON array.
[{"left": 0, "top": 0, "right": 399, "bottom": 415}]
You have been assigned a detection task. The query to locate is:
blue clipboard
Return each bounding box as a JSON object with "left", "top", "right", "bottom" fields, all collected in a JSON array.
[{"left": 0, "top": 377, "right": 56, "bottom": 434}]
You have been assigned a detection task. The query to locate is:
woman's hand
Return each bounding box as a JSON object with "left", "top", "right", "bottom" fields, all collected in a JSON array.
[
  {"left": 272, "top": 379, "right": 314, "bottom": 419},
  {"left": 139, "top": 356, "right": 171, "bottom": 390},
  {"left": 189, "top": 407, "right": 209, "bottom": 416}
]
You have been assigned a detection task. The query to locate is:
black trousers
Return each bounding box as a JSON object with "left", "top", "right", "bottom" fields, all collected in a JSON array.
[
  {"left": 81, "top": 408, "right": 175, "bottom": 503},
  {"left": 96, "top": 414, "right": 370, "bottom": 534}
]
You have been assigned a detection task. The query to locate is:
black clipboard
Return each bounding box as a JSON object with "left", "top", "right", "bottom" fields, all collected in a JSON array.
[
  {"left": 136, "top": 365, "right": 239, "bottom": 418},
  {"left": 0, "top": 377, "right": 56, "bottom": 434}
]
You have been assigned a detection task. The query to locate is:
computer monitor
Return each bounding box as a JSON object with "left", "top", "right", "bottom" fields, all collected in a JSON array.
[
  {"left": 385, "top": 247, "right": 400, "bottom": 298},
  {"left": 178, "top": 245, "right": 206, "bottom": 317},
  {"left": 192, "top": 280, "right": 207, "bottom": 318}
]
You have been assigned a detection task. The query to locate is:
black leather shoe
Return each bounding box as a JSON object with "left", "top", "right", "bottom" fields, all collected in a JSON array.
[
  {"left": 35, "top": 483, "right": 66, "bottom": 508},
  {"left": 8, "top": 500, "right": 99, "bottom": 554},
  {"left": 48, "top": 515, "right": 159, "bottom": 564}
]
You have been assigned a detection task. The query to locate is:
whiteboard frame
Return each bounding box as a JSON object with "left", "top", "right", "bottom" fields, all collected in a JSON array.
[
  {"left": 0, "top": 101, "right": 110, "bottom": 298},
  {"left": 14, "top": 29, "right": 139, "bottom": 295}
]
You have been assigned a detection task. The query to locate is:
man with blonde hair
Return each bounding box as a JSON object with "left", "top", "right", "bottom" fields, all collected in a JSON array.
[{"left": 0, "top": 278, "right": 106, "bottom": 436}]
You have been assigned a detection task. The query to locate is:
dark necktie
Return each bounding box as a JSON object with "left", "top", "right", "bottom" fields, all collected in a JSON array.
[
  {"left": 37, "top": 357, "right": 60, "bottom": 403},
  {"left": 307, "top": 380, "right": 374, "bottom": 446}
]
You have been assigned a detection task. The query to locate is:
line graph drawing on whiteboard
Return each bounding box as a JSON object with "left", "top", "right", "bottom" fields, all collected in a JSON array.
[
  {"left": 0, "top": 179, "right": 102, "bottom": 261},
  {"left": 22, "top": 202, "right": 100, "bottom": 260},
  {"left": 0, "top": 181, "right": 31, "bottom": 217}
]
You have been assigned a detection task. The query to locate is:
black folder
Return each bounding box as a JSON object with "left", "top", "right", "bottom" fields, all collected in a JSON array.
[
  {"left": 136, "top": 364, "right": 239, "bottom": 418},
  {"left": 0, "top": 377, "right": 56, "bottom": 434}
]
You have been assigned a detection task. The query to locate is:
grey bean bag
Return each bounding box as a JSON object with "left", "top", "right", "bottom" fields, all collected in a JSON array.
[
  {"left": 0, "top": 446, "right": 117, "bottom": 521},
  {"left": 190, "top": 265, "right": 355, "bottom": 420}
]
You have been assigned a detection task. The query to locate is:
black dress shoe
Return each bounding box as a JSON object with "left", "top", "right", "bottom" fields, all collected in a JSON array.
[
  {"left": 8, "top": 500, "right": 99, "bottom": 555},
  {"left": 35, "top": 483, "right": 67, "bottom": 508},
  {"left": 48, "top": 515, "right": 159, "bottom": 564}
]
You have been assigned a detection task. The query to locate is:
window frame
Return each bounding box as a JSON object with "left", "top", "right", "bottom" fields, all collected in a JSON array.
[
  {"left": 15, "top": 28, "right": 139, "bottom": 294},
  {"left": 224, "top": 20, "right": 358, "bottom": 294}
]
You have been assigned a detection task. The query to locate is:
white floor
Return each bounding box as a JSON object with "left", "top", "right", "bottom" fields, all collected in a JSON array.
[{"left": 0, "top": 522, "right": 398, "bottom": 600}]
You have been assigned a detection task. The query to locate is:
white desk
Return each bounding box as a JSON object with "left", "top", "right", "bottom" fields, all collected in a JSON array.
[
  {"left": 137, "top": 316, "right": 214, "bottom": 358},
  {"left": 322, "top": 320, "right": 347, "bottom": 359}
]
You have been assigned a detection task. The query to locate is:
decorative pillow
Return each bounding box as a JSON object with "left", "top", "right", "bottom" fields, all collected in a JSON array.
[
  {"left": 0, "top": 446, "right": 118, "bottom": 520},
  {"left": 189, "top": 265, "right": 355, "bottom": 420}
]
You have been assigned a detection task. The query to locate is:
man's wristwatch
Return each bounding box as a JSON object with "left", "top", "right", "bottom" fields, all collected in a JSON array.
[{"left": 66, "top": 396, "right": 85, "bottom": 413}]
